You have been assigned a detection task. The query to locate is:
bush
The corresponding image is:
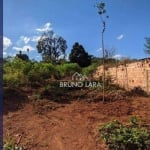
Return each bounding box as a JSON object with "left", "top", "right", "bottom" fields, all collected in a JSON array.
[
  {"left": 22, "top": 61, "right": 33, "bottom": 76},
  {"left": 3, "top": 73, "right": 22, "bottom": 87},
  {"left": 82, "top": 63, "right": 97, "bottom": 76},
  {"left": 27, "top": 62, "right": 57, "bottom": 82},
  {"left": 56, "top": 63, "right": 81, "bottom": 77},
  {"left": 3, "top": 58, "right": 29, "bottom": 86},
  {"left": 4, "top": 58, "right": 27, "bottom": 71},
  {"left": 99, "top": 116, "right": 150, "bottom": 150},
  {"left": 3, "top": 59, "right": 82, "bottom": 86},
  {"left": 129, "top": 86, "right": 148, "bottom": 97},
  {"left": 4, "top": 139, "right": 23, "bottom": 150}
]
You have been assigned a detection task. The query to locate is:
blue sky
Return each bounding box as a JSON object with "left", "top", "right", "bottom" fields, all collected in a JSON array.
[{"left": 3, "top": 0, "right": 150, "bottom": 60}]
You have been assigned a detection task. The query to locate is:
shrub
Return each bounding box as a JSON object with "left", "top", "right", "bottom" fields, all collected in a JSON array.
[
  {"left": 3, "top": 59, "right": 81, "bottom": 85},
  {"left": 82, "top": 63, "right": 97, "bottom": 76},
  {"left": 3, "top": 73, "right": 22, "bottom": 87},
  {"left": 27, "top": 62, "right": 57, "bottom": 82},
  {"left": 22, "top": 61, "right": 33, "bottom": 76},
  {"left": 56, "top": 63, "right": 81, "bottom": 78},
  {"left": 4, "top": 135, "right": 24, "bottom": 150},
  {"left": 3, "top": 58, "right": 28, "bottom": 87},
  {"left": 99, "top": 116, "right": 150, "bottom": 150},
  {"left": 39, "top": 82, "right": 68, "bottom": 100},
  {"left": 129, "top": 86, "right": 148, "bottom": 97},
  {"left": 4, "top": 58, "right": 26, "bottom": 71},
  {"left": 3, "top": 142, "right": 23, "bottom": 150}
]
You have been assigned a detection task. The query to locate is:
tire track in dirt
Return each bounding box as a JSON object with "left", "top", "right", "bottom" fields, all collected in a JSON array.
[{"left": 46, "top": 102, "right": 98, "bottom": 150}]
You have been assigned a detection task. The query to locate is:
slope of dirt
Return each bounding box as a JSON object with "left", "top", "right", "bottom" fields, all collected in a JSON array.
[{"left": 3, "top": 96, "right": 150, "bottom": 150}]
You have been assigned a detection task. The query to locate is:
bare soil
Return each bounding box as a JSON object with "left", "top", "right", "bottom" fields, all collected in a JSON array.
[{"left": 3, "top": 87, "right": 150, "bottom": 150}]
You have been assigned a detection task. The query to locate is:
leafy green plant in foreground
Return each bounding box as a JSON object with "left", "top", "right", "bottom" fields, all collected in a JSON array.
[
  {"left": 3, "top": 138, "right": 23, "bottom": 150},
  {"left": 99, "top": 116, "right": 150, "bottom": 150}
]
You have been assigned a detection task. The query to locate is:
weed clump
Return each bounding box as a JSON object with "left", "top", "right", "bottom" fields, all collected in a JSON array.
[{"left": 99, "top": 116, "right": 150, "bottom": 150}]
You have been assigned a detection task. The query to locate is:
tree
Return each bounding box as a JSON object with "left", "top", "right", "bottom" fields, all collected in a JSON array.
[
  {"left": 69, "top": 42, "right": 91, "bottom": 67},
  {"left": 105, "top": 47, "right": 116, "bottom": 64},
  {"left": 37, "top": 30, "right": 67, "bottom": 63},
  {"left": 104, "top": 47, "right": 115, "bottom": 59},
  {"left": 144, "top": 37, "right": 150, "bottom": 54},
  {"left": 96, "top": 1, "right": 109, "bottom": 102},
  {"left": 16, "top": 50, "right": 29, "bottom": 61}
]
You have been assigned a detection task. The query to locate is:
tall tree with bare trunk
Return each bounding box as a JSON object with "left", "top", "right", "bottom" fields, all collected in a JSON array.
[{"left": 96, "top": 1, "right": 109, "bottom": 102}]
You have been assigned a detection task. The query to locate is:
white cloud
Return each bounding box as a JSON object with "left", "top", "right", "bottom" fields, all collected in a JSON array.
[
  {"left": 31, "top": 36, "right": 41, "bottom": 42},
  {"left": 3, "top": 51, "right": 7, "bottom": 56},
  {"left": 12, "top": 47, "right": 22, "bottom": 51},
  {"left": 113, "top": 54, "right": 123, "bottom": 59},
  {"left": 36, "top": 22, "right": 52, "bottom": 32},
  {"left": 96, "top": 47, "right": 102, "bottom": 52},
  {"left": 17, "top": 35, "right": 41, "bottom": 44},
  {"left": 20, "top": 36, "right": 30, "bottom": 44},
  {"left": 65, "top": 54, "right": 69, "bottom": 61},
  {"left": 3, "top": 36, "right": 12, "bottom": 50},
  {"left": 16, "top": 36, "right": 31, "bottom": 46},
  {"left": 116, "top": 34, "right": 124, "bottom": 40},
  {"left": 12, "top": 45, "right": 35, "bottom": 52}
]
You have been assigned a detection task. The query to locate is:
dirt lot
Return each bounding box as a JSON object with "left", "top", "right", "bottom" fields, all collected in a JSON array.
[{"left": 3, "top": 88, "right": 150, "bottom": 150}]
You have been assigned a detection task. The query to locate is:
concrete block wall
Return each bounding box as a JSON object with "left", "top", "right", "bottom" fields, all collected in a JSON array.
[{"left": 94, "top": 58, "right": 150, "bottom": 93}]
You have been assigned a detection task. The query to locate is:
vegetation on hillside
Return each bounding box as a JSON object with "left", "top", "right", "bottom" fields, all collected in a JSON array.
[
  {"left": 3, "top": 1, "right": 150, "bottom": 149},
  {"left": 99, "top": 116, "right": 150, "bottom": 150}
]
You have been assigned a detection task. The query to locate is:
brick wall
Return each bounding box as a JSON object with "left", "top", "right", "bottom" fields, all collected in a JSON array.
[{"left": 94, "top": 58, "right": 150, "bottom": 93}]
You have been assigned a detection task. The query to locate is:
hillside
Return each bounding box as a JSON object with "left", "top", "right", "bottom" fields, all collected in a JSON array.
[{"left": 3, "top": 87, "right": 150, "bottom": 150}]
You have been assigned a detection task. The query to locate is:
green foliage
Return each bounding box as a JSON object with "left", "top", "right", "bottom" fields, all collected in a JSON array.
[
  {"left": 3, "top": 58, "right": 28, "bottom": 87},
  {"left": 56, "top": 63, "right": 81, "bottom": 77},
  {"left": 3, "top": 58, "right": 83, "bottom": 87},
  {"left": 3, "top": 59, "right": 58, "bottom": 86},
  {"left": 36, "top": 30, "right": 67, "bottom": 63},
  {"left": 82, "top": 63, "right": 97, "bottom": 76},
  {"left": 36, "top": 82, "right": 68, "bottom": 102},
  {"left": 4, "top": 135, "right": 23, "bottom": 150},
  {"left": 97, "top": 2, "right": 106, "bottom": 15},
  {"left": 33, "top": 93, "right": 41, "bottom": 101},
  {"left": 99, "top": 117, "right": 150, "bottom": 150},
  {"left": 69, "top": 42, "right": 91, "bottom": 67},
  {"left": 96, "top": 1, "right": 109, "bottom": 20},
  {"left": 91, "top": 56, "right": 103, "bottom": 65},
  {"left": 4, "top": 58, "right": 26, "bottom": 72},
  {"left": 27, "top": 62, "right": 57, "bottom": 82},
  {"left": 3, "top": 142, "right": 23, "bottom": 150},
  {"left": 3, "top": 72, "right": 22, "bottom": 87},
  {"left": 22, "top": 61, "right": 33, "bottom": 76}
]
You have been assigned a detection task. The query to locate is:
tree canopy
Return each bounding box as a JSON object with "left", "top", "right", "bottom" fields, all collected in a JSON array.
[
  {"left": 36, "top": 30, "right": 67, "bottom": 63},
  {"left": 69, "top": 42, "right": 91, "bottom": 67}
]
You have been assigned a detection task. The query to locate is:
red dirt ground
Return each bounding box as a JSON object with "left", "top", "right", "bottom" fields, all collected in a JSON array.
[{"left": 3, "top": 89, "right": 150, "bottom": 150}]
